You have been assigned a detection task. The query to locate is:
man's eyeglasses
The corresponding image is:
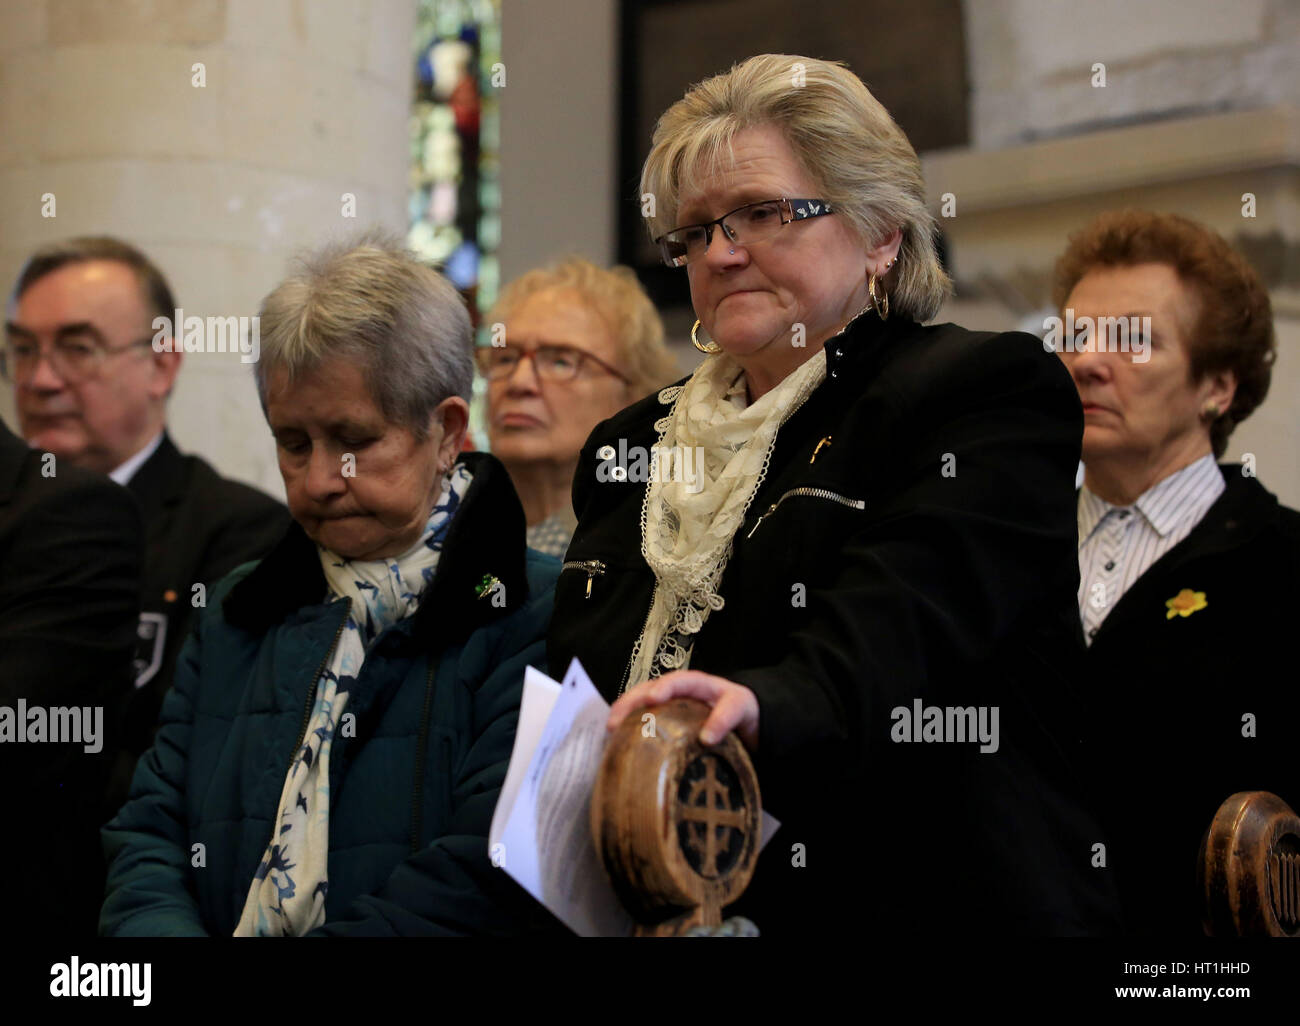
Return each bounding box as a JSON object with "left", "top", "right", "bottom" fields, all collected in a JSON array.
[
  {"left": 654, "top": 197, "right": 835, "bottom": 268},
  {"left": 475, "top": 343, "right": 628, "bottom": 384},
  {"left": 1, "top": 327, "right": 156, "bottom": 384}
]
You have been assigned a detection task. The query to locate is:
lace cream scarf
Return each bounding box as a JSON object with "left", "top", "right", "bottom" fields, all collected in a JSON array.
[{"left": 624, "top": 348, "right": 828, "bottom": 688}]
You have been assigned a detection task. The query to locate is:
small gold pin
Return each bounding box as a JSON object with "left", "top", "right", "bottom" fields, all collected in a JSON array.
[{"left": 810, "top": 436, "right": 832, "bottom": 463}]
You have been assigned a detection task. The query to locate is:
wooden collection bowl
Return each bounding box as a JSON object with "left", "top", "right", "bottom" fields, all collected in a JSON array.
[{"left": 591, "top": 698, "right": 762, "bottom": 936}]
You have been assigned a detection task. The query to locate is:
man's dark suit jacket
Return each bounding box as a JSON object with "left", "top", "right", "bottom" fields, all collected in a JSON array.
[
  {"left": 109, "top": 432, "right": 291, "bottom": 808},
  {"left": 1082, "top": 466, "right": 1300, "bottom": 935},
  {"left": 550, "top": 313, "right": 1122, "bottom": 936},
  {"left": 0, "top": 418, "right": 142, "bottom": 935}
]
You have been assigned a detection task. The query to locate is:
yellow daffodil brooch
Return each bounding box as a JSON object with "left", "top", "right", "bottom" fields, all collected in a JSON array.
[{"left": 1165, "top": 588, "right": 1207, "bottom": 619}]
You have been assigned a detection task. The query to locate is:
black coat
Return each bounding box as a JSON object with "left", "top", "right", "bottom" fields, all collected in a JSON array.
[
  {"left": 109, "top": 433, "right": 291, "bottom": 808},
  {"left": 0, "top": 419, "right": 142, "bottom": 935},
  {"left": 1081, "top": 467, "right": 1300, "bottom": 935},
  {"left": 548, "top": 313, "right": 1122, "bottom": 936}
]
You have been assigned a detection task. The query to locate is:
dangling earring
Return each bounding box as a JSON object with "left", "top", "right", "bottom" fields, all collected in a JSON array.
[
  {"left": 691, "top": 319, "right": 722, "bottom": 354},
  {"left": 868, "top": 274, "right": 889, "bottom": 321}
]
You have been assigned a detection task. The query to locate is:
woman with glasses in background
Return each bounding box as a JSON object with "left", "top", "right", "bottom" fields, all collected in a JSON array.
[
  {"left": 477, "top": 257, "right": 678, "bottom": 558},
  {"left": 547, "top": 54, "right": 1121, "bottom": 936}
]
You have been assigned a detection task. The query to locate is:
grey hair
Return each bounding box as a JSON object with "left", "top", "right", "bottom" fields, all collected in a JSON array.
[
  {"left": 254, "top": 231, "right": 473, "bottom": 439},
  {"left": 640, "top": 54, "right": 952, "bottom": 322}
]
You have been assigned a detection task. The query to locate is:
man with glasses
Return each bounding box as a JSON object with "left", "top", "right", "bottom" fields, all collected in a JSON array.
[
  {"left": 478, "top": 257, "right": 677, "bottom": 558},
  {"left": 5, "top": 236, "right": 290, "bottom": 807}
]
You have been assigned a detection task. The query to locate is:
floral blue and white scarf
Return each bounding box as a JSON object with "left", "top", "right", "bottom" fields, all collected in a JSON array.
[{"left": 234, "top": 463, "right": 473, "bottom": 937}]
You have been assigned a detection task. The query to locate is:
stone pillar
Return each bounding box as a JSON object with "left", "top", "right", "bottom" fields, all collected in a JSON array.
[
  {"left": 0, "top": 0, "right": 418, "bottom": 497},
  {"left": 497, "top": 0, "right": 618, "bottom": 284}
]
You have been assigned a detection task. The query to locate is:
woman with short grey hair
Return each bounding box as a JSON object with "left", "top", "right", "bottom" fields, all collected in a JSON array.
[
  {"left": 255, "top": 233, "right": 474, "bottom": 440},
  {"left": 102, "top": 234, "right": 558, "bottom": 937}
]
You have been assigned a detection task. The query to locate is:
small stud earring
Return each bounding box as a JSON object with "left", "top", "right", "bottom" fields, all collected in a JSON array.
[{"left": 729, "top": 248, "right": 735, "bottom": 255}]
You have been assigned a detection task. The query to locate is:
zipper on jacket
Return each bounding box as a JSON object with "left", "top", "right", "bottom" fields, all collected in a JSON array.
[
  {"left": 257, "top": 602, "right": 349, "bottom": 866},
  {"left": 617, "top": 579, "right": 659, "bottom": 699},
  {"left": 737, "top": 380, "right": 825, "bottom": 542},
  {"left": 746, "top": 487, "right": 865, "bottom": 539},
  {"left": 562, "top": 559, "right": 607, "bottom": 599},
  {"left": 409, "top": 658, "right": 440, "bottom": 854}
]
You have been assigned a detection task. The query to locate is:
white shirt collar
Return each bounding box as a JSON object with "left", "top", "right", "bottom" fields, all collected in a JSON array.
[
  {"left": 1077, "top": 453, "right": 1223, "bottom": 544},
  {"left": 1132, "top": 454, "right": 1223, "bottom": 537},
  {"left": 109, "top": 430, "right": 165, "bottom": 486}
]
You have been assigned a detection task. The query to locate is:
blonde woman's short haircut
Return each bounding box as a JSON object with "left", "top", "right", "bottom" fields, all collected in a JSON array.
[
  {"left": 487, "top": 256, "right": 679, "bottom": 401},
  {"left": 640, "top": 54, "right": 952, "bottom": 322},
  {"left": 255, "top": 231, "right": 472, "bottom": 440}
]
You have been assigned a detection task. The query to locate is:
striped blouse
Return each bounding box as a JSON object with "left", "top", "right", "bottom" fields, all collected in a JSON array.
[{"left": 1077, "top": 454, "right": 1224, "bottom": 645}]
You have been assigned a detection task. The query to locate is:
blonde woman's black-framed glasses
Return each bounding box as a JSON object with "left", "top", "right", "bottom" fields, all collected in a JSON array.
[{"left": 654, "top": 198, "right": 835, "bottom": 268}]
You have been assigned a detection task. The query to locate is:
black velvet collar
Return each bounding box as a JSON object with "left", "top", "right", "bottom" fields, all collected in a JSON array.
[
  {"left": 821, "top": 309, "right": 909, "bottom": 383},
  {"left": 223, "top": 450, "right": 531, "bottom": 652},
  {"left": 1189, "top": 464, "right": 1282, "bottom": 552}
]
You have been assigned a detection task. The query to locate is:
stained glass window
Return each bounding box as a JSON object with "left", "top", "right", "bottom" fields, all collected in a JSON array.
[{"left": 410, "top": 0, "right": 502, "bottom": 328}]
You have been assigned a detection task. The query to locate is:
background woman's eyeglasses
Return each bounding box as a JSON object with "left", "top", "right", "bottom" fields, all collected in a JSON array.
[
  {"left": 475, "top": 343, "right": 629, "bottom": 384},
  {"left": 654, "top": 197, "right": 835, "bottom": 267},
  {"left": 1, "top": 330, "right": 155, "bottom": 383}
]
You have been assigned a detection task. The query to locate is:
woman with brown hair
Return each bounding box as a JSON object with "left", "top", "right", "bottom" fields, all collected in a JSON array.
[{"left": 1053, "top": 209, "right": 1300, "bottom": 935}]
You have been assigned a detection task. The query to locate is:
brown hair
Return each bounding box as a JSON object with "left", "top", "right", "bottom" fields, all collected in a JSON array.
[
  {"left": 11, "top": 235, "right": 176, "bottom": 323},
  {"left": 1052, "top": 210, "right": 1275, "bottom": 457}
]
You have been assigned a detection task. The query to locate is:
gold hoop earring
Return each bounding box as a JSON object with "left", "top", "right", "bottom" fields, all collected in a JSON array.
[
  {"left": 868, "top": 274, "right": 890, "bottom": 321},
  {"left": 691, "top": 319, "right": 722, "bottom": 354}
]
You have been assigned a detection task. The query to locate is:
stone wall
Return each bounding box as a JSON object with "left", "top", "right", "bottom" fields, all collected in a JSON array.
[
  {"left": 941, "top": 1, "right": 1300, "bottom": 504},
  {"left": 0, "top": 0, "right": 417, "bottom": 499},
  {"left": 964, "top": 0, "right": 1300, "bottom": 149}
]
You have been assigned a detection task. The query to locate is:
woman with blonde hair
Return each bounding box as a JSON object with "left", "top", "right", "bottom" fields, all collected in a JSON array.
[
  {"left": 479, "top": 257, "right": 677, "bottom": 557},
  {"left": 548, "top": 55, "right": 1119, "bottom": 935}
]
